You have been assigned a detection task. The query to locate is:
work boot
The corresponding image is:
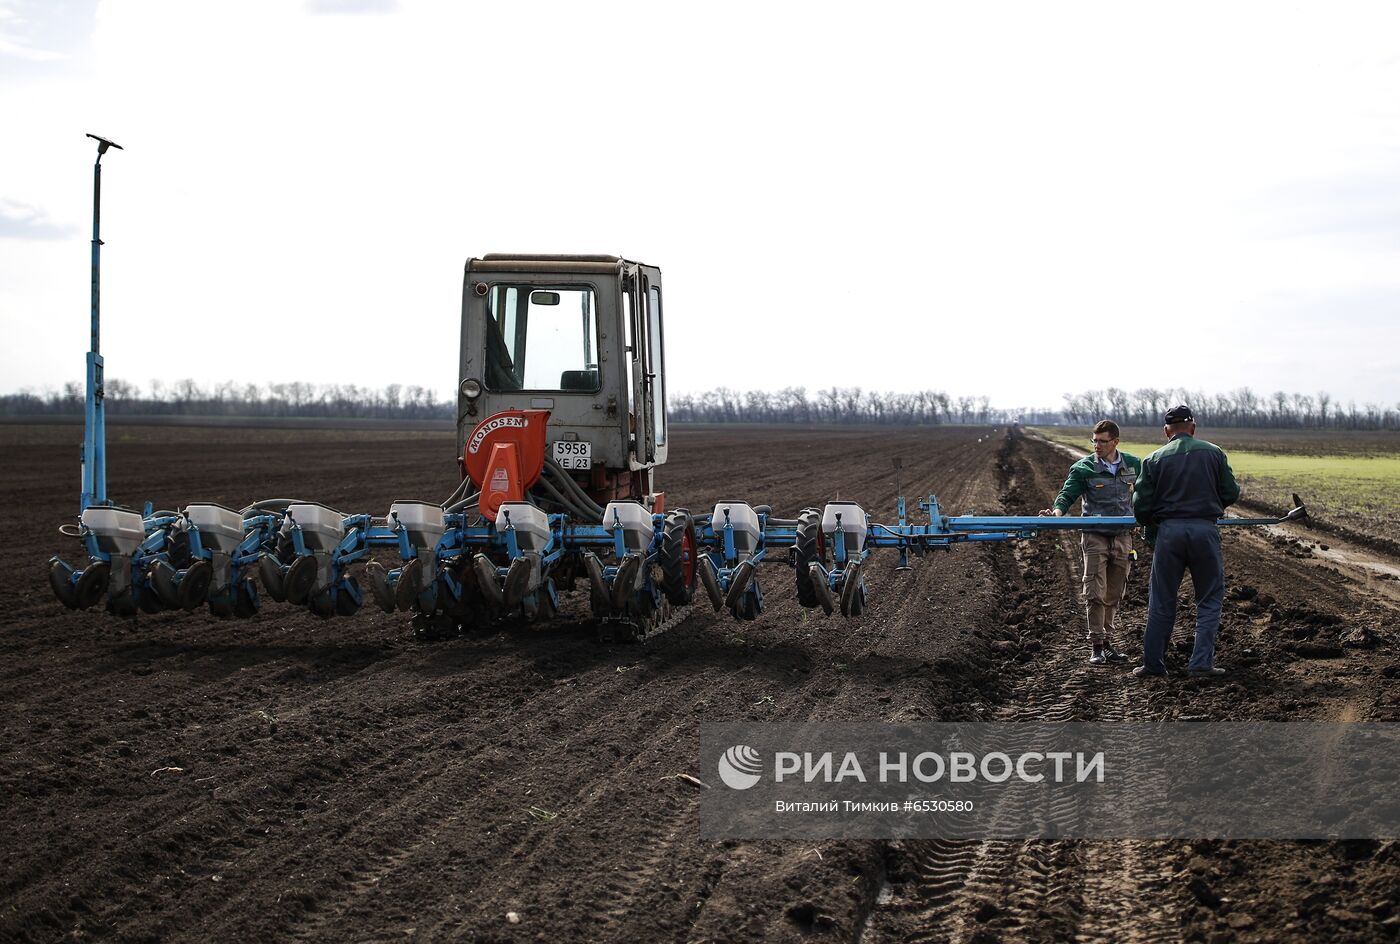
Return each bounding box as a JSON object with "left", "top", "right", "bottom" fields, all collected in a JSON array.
[
  {"left": 1089, "top": 644, "right": 1108, "bottom": 666},
  {"left": 1188, "top": 667, "right": 1226, "bottom": 678},
  {"left": 1102, "top": 642, "right": 1130, "bottom": 664},
  {"left": 1132, "top": 665, "right": 1167, "bottom": 678}
]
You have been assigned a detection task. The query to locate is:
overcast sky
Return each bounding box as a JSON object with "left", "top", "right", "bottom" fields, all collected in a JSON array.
[{"left": 2, "top": 0, "right": 1398, "bottom": 410}]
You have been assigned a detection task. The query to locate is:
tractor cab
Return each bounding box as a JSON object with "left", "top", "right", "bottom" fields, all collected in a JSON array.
[{"left": 457, "top": 254, "right": 668, "bottom": 515}]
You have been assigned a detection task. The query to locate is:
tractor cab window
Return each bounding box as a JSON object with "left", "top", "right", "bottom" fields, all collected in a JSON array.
[{"left": 485, "top": 284, "right": 600, "bottom": 392}]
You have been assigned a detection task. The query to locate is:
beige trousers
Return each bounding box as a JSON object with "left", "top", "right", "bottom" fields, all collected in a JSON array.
[{"left": 1081, "top": 531, "right": 1132, "bottom": 644}]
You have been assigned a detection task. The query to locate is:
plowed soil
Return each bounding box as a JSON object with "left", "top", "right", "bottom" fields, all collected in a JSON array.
[{"left": 2, "top": 423, "right": 1397, "bottom": 943}]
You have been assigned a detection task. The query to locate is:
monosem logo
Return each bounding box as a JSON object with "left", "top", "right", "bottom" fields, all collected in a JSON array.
[
  {"left": 718, "top": 745, "right": 763, "bottom": 790},
  {"left": 467, "top": 415, "right": 526, "bottom": 454}
]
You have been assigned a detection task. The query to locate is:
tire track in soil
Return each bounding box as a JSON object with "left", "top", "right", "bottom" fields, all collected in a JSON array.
[{"left": 859, "top": 429, "right": 1183, "bottom": 943}]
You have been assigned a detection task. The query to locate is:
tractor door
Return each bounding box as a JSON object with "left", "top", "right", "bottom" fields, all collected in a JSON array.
[
  {"left": 624, "top": 264, "right": 666, "bottom": 466},
  {"left": 639, "top": 266, "right": 666, "bottom": 463}
]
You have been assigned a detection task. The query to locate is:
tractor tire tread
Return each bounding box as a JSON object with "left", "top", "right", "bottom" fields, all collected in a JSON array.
[
  {"left": 794, "top": 508, "right": 825, "bottom": 608},
  {"left": 658, "top": 512, "right": 696, "bottom": 605}
]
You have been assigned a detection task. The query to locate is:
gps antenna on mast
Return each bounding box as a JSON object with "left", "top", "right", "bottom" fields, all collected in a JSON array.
[{"left": 81, "top": 133, "right": 122, "bottom": 512}]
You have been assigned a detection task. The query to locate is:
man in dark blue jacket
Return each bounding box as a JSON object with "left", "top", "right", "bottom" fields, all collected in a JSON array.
[{"left": 1131, "top": 405, "right": 1241, "bottom": 678}]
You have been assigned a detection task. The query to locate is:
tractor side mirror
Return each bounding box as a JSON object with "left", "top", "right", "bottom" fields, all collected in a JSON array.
[{"left": 530, "top": 291, "right": 560, "bottom": 306}]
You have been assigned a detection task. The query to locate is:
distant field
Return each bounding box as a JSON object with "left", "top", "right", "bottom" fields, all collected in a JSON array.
[
  {"left": 1029, "top": 425, "right": 1400, "bottom": 550},
  {"left": 1117, "top": 426, "right": 1400, "bottom": 457}
]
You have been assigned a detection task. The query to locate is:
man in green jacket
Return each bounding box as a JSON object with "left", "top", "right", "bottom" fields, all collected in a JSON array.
[
  {"left": 1040, "top": 419, "right": 1142, "bottom": 665},
  {"left": 1132, "top": 405, "right": 1241, "bottom": 679}
]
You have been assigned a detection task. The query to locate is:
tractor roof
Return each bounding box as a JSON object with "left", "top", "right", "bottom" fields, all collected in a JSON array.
[{"left": 467, "top": 254, "right": 654, "bottom": 274}]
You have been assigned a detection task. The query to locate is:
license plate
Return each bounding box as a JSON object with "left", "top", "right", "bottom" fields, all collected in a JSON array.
[{"left": 551, "top": 440, "right": 592, "bottom": 470}]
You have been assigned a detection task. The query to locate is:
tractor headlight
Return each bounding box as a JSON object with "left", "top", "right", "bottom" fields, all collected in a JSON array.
[{"left": 461, "top": 378, "right": 482, "bottom": 399}]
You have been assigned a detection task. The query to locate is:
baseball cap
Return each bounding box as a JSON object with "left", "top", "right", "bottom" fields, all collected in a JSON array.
[{"left": 1164, "top": 405, "right": 1194, "bottom": 424}]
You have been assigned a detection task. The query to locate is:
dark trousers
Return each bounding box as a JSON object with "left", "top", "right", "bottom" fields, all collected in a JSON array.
[{"left": 1142, "top": 519, "right": 1225, "bottom": 672}]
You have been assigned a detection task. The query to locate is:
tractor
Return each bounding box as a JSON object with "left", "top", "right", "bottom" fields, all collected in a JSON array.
[{"left": 455, "top": 254, "right": 668, "bottom": 523}]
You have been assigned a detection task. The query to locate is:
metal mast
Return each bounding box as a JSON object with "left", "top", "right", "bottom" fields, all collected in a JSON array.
[{"left": 81, "top": 133, "right": 122, "bottom": 511}]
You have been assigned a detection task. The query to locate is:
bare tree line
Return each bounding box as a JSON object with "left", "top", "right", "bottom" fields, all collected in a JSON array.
[
  {"left": 0, "top": 380, "right": 452, "bottom": 420},
  {"left": 675, "top": 386, "right": 1400, "bottom": 429},
  {"left": 1060, "top": 386, "right": 1400, "bottom": 430},
  {"left": 3, "top": 380, "right": 1396, "bottom": 430},
  {"left": 671, "top": 388, "right": 1042, "bottom": 425}
]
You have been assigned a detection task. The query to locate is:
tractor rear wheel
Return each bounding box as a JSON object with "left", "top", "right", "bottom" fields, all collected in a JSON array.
[
  {"left": 793, "top": 508, "right": 826, "bottom": 608},
  {"left": 658, "top": 512, "right": 697, "bottom": 605}
]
